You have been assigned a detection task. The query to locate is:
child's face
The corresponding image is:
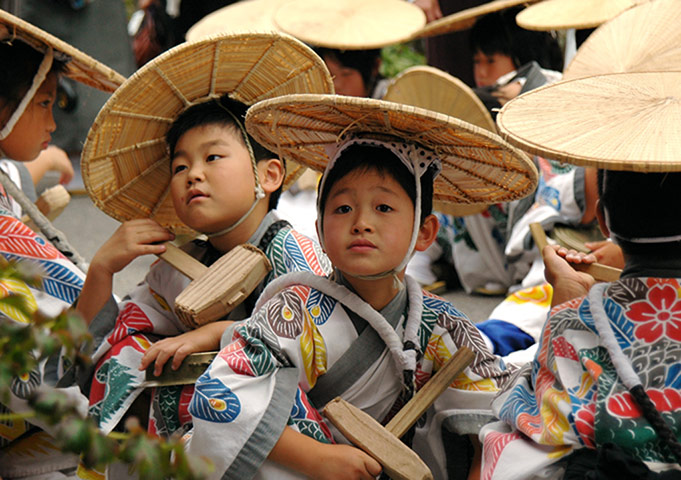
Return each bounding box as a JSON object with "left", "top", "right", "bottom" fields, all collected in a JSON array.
[
  {"left": 324, "top": 55, "right": 368, "bottom": 97},
  {"left": 170, "top": 124, "right": 258, "bottom": 233},
  {"left": 321, "top": 168, "right": 415, "bottom": 277},
  {"left": 0, "top": 73, "right": 57, "bottom": 161},
  {"left": 473, "top": 50, "right": 516, "bottom": 88}
]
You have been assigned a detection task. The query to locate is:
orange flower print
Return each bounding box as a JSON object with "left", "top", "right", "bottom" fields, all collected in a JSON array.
[{"left": 626, "top": 284, "right": 681, "bottom": 343}]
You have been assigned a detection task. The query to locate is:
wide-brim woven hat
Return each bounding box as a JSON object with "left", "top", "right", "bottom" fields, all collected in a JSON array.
[
  {"left": 410, "top": 0, "right": 537, "bottom": 39},
  {"left": 185, "top": 0, "right": 287, "bottom": 41},
  {"left": 0, "top": 9, "right": 124, "bottom": 92},
  {"left": 496, "top": 71, "right": 681, "bottom": 172},
  {"left": 563, "top": 0, "right": 681, "bottom": 80},
  {"left": 516, "top": 0, "right": 646, "bottom": 31},
  {"left": 385, "top": 66, "right": 495, "bottom": 131},
  {"left": 245, "top": 94, "right": 538, "bottom": 213},
  {"left": 273, "top": 0, "right": 425, "bottom": 49},
  {"left": 81, "top": 32, "right": 334, "bottom": 234},
  {"left": 384, "top": 66, "right": 496, "bottom": 216}
]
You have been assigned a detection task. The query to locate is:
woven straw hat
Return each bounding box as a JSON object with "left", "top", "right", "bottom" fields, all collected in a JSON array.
[
  {"left": 245, "top": 94, "right": 538, "bottom": 212},
  {"left": 410, "top": 0, "right": 536, "bottom": 39},
  {"left": 185, "top": 0, "right": 286, "bottom": 41},
  {"left": 385, "top": 66, "right": 495, "bottom": 131},
  {"left": 564, "top": 0, "right": 681, "bottom": 80},
  {"left": 516, "top": 0, "right": 647, "bottom": 31},
  {"left": 274, "top": 0, "right": 425, "bottom": 49},
  {"left": 497, "top": 71, "right": 681, "bottom": 172},
  {"left": 81, "top": 32, "right": 334, "bottom": 234},
  {"left": 0, "top": 9, "right": 124, "bottom": 92},
  {"left": 384, "top": 66, "right": 496, "bottom": 216}
]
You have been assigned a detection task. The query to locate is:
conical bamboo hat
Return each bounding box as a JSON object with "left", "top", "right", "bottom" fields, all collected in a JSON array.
[
  {"left": 0, "top": 9, "right": 124, "bottom": 92},
  {"left": 81, "top": 32, "right": 333, "bottom": 234},
  {"left": 497, "top": 72, "right": 681, "bottom": 172},
  {"left": 385, "top": 66, "right": 496, "bottom": 132},
  {"left": 274, "top": 0, "right": 425, "bottom": 49},
  {"left": 516, "top": 0, "right": 648, "bottom": 31},
  {"left": 564, "top": 0, "right": 681, "bottom": 80},
  {"left": 411, "top": 0, "right": 536, "bottom": 39},
  {"left": 246, "top": 94, "right": 538, "bottom": 211},
  {"left": 185, "top": 0, "right": 288, "bottom": 41}
]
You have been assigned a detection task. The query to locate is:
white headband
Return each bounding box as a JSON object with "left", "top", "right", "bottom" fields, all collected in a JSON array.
[
  {"left": 0, "top": 48, "right": 53, "bottom": 141},
  {"left": 317, "top": 134, "right": 441, "bottom": 280}
]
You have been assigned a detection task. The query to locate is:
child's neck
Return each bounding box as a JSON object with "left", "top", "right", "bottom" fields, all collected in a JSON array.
[
  {"left": 207, "top": 207, "right": 268, "bottom": 254},
  {"left": 341, "top": 271, "right": 405, "bottom": 311}
]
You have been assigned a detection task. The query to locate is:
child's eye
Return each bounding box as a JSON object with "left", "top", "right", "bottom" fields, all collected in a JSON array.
[
  {"left": 376, "top": 204, "right": 393, "bottom": 213},
  {"left": 206, "top": 154, "right": 222, "bottom": 162},
  {"left": 334, "top": 205, "right": 351, "bottom": 214},
  {"left": 172, "top": 164, "right": 187, "bottom": 174}
]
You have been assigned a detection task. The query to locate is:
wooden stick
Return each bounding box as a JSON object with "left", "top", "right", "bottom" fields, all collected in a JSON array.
[
  {"left": 529, "top": 223, "right": 621, "bottom": 283},
  {"left": 385, "top": 346, "right": 475, "bottom": 438},
  {"left": 324, "top": 346, "right": 475, "bottom": 480}
]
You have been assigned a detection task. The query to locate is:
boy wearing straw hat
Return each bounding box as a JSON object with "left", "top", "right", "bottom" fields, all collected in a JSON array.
[
  {"left": 185, "top": 93, "right": 538, "bottom": 480},
  {"left": 75, "top": 33, "right": 334, "bottom": 443},
  {"left": 0, "top": 9, "right": 125, "bottom": 478},
  {"left": 480, "top": 72, "right": 681, "bottom": 479}
]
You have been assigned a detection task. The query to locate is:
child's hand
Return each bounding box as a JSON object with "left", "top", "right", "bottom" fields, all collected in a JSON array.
[
  {"left": 90, "top": 219, "right": 174, "bottom": 276},
  {"left": 312, "top": 443, "right": 382, "bottom": 480},
  {"left": 46, "top": 146, "right": 75, "bottom": 185},
  {"left": 413, "top": 0, "right": 442, "bottom": 22},
  {"left": 584, "top": 239, "right": 625, "bottom": 269},
  {"left": 139, "top": 323, "right": 229, "bottom": 376},
  {"left": 543, "top": 245, "right": 596, "bottom": 307}
]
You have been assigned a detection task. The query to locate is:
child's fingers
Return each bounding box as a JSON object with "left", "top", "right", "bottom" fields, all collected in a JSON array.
[
  {"left": 364, "top": 455, "right": 382, "bottom": 477},
  {"left": 152, "top": 350, "right": 173, "bottom": 376},
  {"left": 139, "top": 348, "right": 158, "bottom": 371}
]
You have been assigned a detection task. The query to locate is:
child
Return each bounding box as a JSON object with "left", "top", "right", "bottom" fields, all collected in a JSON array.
[
  {"left": 0, "top": 10, "right": 125, "bottom": 478},
  {"left": 481, "top": 72, "right": 681, "bottom": 479},
  {"left": 76, "top": 32, "right": 334, "bottom": 440},
  {"left": 185, "top": 93, "right": 539, "bottom": 479},
  {"left": 315, "top": 47, "right": 389, "bottom": 98}
]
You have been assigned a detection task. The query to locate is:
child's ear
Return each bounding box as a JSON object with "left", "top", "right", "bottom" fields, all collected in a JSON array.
[
  {"left": 414, "top": 214, "right": 439, "bottom": 252},
  {"left": 258, "top": 158, "right": 285, "bottom": 194},
  {"left": 314, "top": 218, "right": 325, "bottom": 252}
]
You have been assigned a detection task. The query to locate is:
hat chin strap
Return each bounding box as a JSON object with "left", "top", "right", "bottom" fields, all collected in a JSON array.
[
  {"left": 205, "top": 185, "right": 265, "bottom": 239},
  {"left": 317, "top": 135, "right": 439, "bottom": 284},
  {"left": 0, "top": 48, "right": 53, "bottom": 141},
  {"left": 205, "top": 100, "right": 266, "bottom": 240}
]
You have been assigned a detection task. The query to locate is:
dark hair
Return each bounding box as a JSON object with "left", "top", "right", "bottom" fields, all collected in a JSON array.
[
  {"left": 318, "top": 144, "right": 435, "bottom": 226},
  {"left": 597, "top": 169, "right": 681, "bottom": 254},
  {"left": 315, "top": 47, "right": 383, "bottom": 96},
  {"left": 470, "top": 7, "right": 563, "bottom": 72},
  {"left": 0, "top": 40, "right": 67, "bottom": 123},
  {"left": 166, "top": 95, "right": 283, "bottom": 210}
]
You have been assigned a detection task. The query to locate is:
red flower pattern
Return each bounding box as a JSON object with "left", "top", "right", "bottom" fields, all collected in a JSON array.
[{"left": 626, "top": 284, "right": 681, "bottom": 343}]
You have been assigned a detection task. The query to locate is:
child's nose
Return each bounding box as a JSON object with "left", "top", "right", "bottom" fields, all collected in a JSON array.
[
  {"left": 186, "top": 164, "right": 205, "bottom": 184},
  {"left": 351, "top": 212, "right": 372, "bottom": 233}
]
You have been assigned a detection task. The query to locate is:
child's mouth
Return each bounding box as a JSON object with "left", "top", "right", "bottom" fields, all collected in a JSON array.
[{"left": 187, "top": 190, "right": 207, "bottom": 204}]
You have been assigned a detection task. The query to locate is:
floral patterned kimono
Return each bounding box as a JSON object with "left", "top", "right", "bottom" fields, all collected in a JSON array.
[
  {"left": 86, "top": 212, "right": 331, "bottom": 439},
  {"left": 186, "top": 272, "right": 516, "bottom": 480},
  {"left": 481, "top": 260, "right": 681, "bottom": 480},
  {"left": 0, "top": 179, "right": 87, "bottom": 478}
]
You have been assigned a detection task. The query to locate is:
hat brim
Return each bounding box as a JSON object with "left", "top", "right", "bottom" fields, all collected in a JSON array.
[
  {"left": 411, "top": 0, "right": 537, "bottom": 39},
  {"left": 497, "top": 71, "right": 681, "bottom": 172},
  {"left": 245, "top": 94, "right": 538, "bottom": 212},
  {"left": 563, "top": 0, "right": 681, "bottom": 81},
  {"left": 516, "top": 0, "right": 644, "bottom": 31},
  {"left": 186, "top": 0, "right": 287, "bottom": 41},
  {"left": 81, "top": 32, "right": 334, "bottom": 234},
  {"left": 0, "top": 9, "right": 124, "bottom": 92},
  {"left": 274, "top": 0, "right": 425, "bottom": 49}
]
